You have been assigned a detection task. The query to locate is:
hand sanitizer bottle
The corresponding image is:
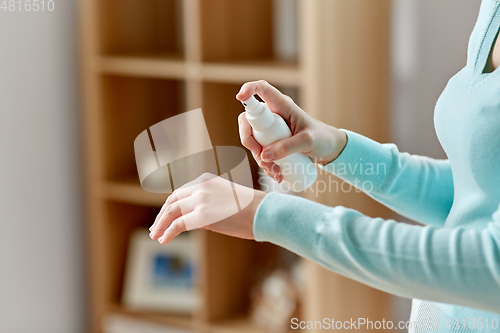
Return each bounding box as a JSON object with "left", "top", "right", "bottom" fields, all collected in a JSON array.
[{"left": 242, "top": 96, "right": 317, "bottom": 192}]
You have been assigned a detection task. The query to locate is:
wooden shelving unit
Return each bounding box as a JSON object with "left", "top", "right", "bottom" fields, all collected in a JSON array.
[{"left": 80, "top": 0, "right": 393, "bottom": 332}]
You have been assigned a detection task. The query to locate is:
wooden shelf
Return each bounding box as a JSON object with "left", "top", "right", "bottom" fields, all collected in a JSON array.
[
  {"left": 100, "top": 75, "right": 184, "bottom": 182},
  {"left": 200, "top": 60, "right": 300, "bottom": 86},
  {"left": 107, "top": 308, "right": 269, "bottom": 333},
  {"left": 99, "top": 55, "right": 186, "bottom": 79},
  {"left": 81, "top": 0, "right": 393, "bottom": 332},
  {"left": 207, "top": 318, "right": 269, "bottom": 333},
  {"left": 98, "top": 55, "right": 300, "bottom": 86},
  {"left": 98, "top": 0, "right": 183, "bottom": 57},
  {"left": 101, "top": 181, "right": 167, "bottom": 208},
  {"left": 107, "top": 304, "right": 194, "bottom": 331},
  {"left": 199, "top": 0, "right": 274, "bottom": 64}
]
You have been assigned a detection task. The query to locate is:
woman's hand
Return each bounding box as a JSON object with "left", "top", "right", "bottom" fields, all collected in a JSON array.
[
  {"left": 236, "top": 80, "right": 347, "bottom": 183},
  {"left": 149, "top": 173, "right": 267, "bottom": 244}
]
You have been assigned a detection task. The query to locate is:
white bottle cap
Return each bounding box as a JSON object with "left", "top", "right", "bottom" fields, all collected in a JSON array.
[
  {"left": 241, "top": 95, "right": 261, "bottom": 114},
  {"left": 242, "top": 96, "right": 275, "bottom": 131}
]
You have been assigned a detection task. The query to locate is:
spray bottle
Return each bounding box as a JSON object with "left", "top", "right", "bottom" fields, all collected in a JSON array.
[{"left": 242, "top": 96, "right": 317, "bottom": 192}]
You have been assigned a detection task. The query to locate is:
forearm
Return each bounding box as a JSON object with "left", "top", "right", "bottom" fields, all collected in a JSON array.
[
  {"left": 321, "top": 130, "right": 454, "bottom": 227},
  {"left": 254, "top": 193, "right": 500, "bottom": 314}
]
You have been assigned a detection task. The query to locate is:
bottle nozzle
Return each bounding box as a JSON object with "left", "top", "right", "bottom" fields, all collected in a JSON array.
[
  {"left": 241, "top": 95, "right": 275, "bottom": 131},
  {"left": 241, "top": 96, "right": 262, "bottom": 116}
]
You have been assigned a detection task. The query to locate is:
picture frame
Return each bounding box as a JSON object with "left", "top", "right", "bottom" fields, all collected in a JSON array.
[{"left": 123, "top": 229, "right": 200, "bottom": 313}]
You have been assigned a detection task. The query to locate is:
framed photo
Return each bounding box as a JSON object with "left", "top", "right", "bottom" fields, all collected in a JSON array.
[{"left": 123, "top": 229, "right": 200, "bottom": 313}]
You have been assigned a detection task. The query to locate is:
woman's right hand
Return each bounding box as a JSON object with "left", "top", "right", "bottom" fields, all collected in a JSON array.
[{"left": 236, "top": 80, "right": 347, "bottom": 183}]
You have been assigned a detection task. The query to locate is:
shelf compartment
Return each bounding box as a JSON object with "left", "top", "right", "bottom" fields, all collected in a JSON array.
[
  {"left": 101, "top": 75, "right": 185, "bottom": 183},
  {"left": 200, "top": 232, "right": 282, "bottom": 322},
  {"left": 101, "top": 181, "right": 167, "bottom": 208},
  {"left": 103, "top": 202, "right": 161, "bottom": 306},
  {"left": 200, "top": 0, "right": 298, "bottom": 65},
  {"left": 202, "top": 81, "right": 299, "bottom": 148},
  {"left": 201, "top": 82, "right": 244, "bottom": 147},
  {"left": 201, "top": 82, "right": 260, "bottom": 190},
  {"left": 201, "top": 82, "right": 300, "bottom": 190},
  {"left": 202, "top": 82, "right": 300, "bottom": 138},
  {"left": 99, "top": 0, "right": 183, "bottom": 57}
]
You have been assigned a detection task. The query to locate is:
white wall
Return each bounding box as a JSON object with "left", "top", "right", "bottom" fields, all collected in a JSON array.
[
  {"left": 392, "top": 0, "right": 482, "bottom": 157},
  {"left": 0, "top": 2, "right": 85, "bottom": 333},
  {"left": 390, "top": 0, "right": 481, "bottom": 325}
]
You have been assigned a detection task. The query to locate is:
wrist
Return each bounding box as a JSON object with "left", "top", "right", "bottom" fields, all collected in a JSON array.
[
  {"left": 320, "top": 128, "right": 348, "bottom": 166},
  {"left": 249, "top": 190, "right": 267, "bottom": 240}
]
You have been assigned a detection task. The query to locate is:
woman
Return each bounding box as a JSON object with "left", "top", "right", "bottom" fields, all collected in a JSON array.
[{"left": 149, "top": 0, "right": 500, "bottom": 331}]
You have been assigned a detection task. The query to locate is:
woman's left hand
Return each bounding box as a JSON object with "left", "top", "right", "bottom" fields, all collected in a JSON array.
[{"left": 149, "top": 173, "right": 267, "bottom": 244}]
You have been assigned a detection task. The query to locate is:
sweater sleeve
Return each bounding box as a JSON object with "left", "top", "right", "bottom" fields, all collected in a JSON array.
[
  {"left": 319, "top": 130, "right": 454, "bottom": 227},
  {"left": 254, "top": 193, "right": 500, "bottom": 315}
]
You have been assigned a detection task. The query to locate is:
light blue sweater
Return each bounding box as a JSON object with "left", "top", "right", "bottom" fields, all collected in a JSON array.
[{"left": 254, "top": 0, "right": 500, "bottom": 332}]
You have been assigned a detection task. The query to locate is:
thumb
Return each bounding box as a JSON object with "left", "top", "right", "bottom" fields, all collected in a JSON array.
[{"left": 261, "top": 132, "right": 312, "bottom": 162}]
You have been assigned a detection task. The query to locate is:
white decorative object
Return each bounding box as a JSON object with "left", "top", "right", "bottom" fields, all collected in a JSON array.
[
  {"left": 250, "top": 269, "right": 301, "bottom": 332},
  {"left": 274, "top": 0, "right": 298, "bottom": 61}
]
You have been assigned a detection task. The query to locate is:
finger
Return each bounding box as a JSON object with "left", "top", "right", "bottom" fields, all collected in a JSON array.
[
  {"left": 153, "top": 173, "right": 217, "bottom": 235},
  {"left": 152, "top": 189, "right": 190, "bottom": 232},
  {"left": 165, "top": 185, "right": 192, "bottom": 206},
  {"left": 150, "top": 202, "right": 168, "bottom": 231},
  {"left": 261, "top": 132, "right": 312, "bottom": 163},
  {"left": 238, "top": 112, "right": 261, "bottom": 156},
  {"left": 158, "top": 217, "right": 188, "bottom": 244},
  {"left": 151, "top": 198, "right": 193, "bottom": 240},
  {"left": 236, "top": 80, "right": 292, "bottom": 119},
  {"left": 254, "top": 152, "right": 282, "bottom": 183}
]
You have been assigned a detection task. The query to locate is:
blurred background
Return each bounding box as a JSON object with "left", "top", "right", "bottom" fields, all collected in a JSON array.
[{"left": 0, "top": 0, "right": 481, "bottom": 332}]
